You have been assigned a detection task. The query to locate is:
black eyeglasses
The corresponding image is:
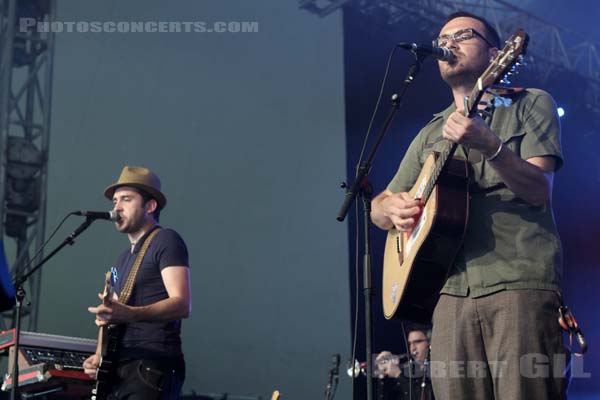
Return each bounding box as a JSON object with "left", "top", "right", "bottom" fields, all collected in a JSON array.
[{"left": 433, "top": 28, "right": 495, "bottom": 49}]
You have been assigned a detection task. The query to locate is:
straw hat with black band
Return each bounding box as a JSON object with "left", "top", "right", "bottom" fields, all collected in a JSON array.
[{"left": 104, "top": 166, "right": 167, "bottom": 209}]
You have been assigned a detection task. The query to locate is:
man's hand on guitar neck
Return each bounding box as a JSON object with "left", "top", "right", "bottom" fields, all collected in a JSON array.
[
  {"left": 88, "top": 293, "right": 135, "bottom": 326},
  {"left": 372, "top": 190, "right": 421, "bottom": 231},
  {"left": 443, "top": 111, "right": 500, "bottom": 157},
  {"left": 443, "top": 109, "right": 556, "bottom": 206},
  {"left": 88, "top": 266, "right": 191, "bottom": 325},
  {"left": 83, "top": 353, "right": 100, "bottom": 378}
]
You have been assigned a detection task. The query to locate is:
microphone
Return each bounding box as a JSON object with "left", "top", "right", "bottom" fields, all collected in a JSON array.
[
  {"left": 347, "top": 359, "right": 362, "bottom": 377},
  {"left": 74, "top": 210, "right": 120, "bottom": 221},
  {"left": 398, "top": 42, "right": 455, "bottom": 62}
]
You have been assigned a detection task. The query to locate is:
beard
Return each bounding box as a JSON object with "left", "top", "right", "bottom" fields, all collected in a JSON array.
[
  {"left": 441, "top": 67, "right": 481, "bottom": 89},
  {"left": 439, "top": 51, "right": 491, "bottom": 90},
  {"left": 115, "top": 213, "right": 146, "bottom": 234}
]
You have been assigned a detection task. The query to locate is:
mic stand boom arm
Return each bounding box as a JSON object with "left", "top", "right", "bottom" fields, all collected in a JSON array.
[
  {"left": 336, "top": 52, "right": 425, "bottom": 400},
  {"left": 9, "top": 217, "right": 95, "bottom": 400},
  {"left": 336, "top": 55, "right": 423, "bottom": 221}
]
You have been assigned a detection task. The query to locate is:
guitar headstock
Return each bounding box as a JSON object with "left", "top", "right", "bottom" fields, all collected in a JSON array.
[
  {"left": 480, "top": 29, "right": 529, "bottom": 89},
  {"left": 467, "top": 29, "right": 529, "bottom": 115},
  {"left": 102, "top": 270, "right": 115, "bottom": 306}
]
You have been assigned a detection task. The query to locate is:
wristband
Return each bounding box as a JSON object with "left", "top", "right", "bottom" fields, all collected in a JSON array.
[{"left": 485, "top": 141, "right": 503, "bottom": 161}]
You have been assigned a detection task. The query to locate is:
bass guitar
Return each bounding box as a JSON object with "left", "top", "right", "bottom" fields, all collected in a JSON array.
[{"left": 91, "top": 270, "right": 120, "bottom": 400}]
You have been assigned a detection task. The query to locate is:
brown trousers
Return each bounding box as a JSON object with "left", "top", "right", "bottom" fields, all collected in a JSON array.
[{"left": 430, "top": 290, "right": 568, "bottom": 400}]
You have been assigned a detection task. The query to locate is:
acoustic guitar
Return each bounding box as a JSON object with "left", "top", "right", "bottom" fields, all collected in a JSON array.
[{"left": 382, "top": 29, "right": 529, "bottom": 322}]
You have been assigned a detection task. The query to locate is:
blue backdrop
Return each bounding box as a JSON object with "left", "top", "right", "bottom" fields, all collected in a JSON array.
[{"left": 342, "top": 5, "right": 599, "bottom": 399}]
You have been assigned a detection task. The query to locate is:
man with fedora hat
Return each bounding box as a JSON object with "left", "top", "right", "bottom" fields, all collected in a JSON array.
[{"left": 83, "top": 165, "right": 191, "bottom": 399}]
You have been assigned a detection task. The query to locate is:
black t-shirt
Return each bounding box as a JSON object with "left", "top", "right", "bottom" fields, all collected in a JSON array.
[{"left": 113, "top": 226, "right": 189, "bottom": 360}]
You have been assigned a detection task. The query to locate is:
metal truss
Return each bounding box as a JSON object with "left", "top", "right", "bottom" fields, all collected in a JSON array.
[
  {"left": 298, "top": 0, "right": 353, "bottom": 17},
  {"left": 0, "top": 0, "right": 56, "bottom": 331},
  {"left": 300, "top": 0, "right": 600, "bottom": 114}
]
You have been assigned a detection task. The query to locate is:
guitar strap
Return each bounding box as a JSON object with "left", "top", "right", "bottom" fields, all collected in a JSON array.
[{"left": 119, "top": 227, "right": 161, "bottom": 305}]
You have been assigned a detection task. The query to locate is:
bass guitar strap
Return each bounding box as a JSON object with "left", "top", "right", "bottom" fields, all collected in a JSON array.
[{"left": 119, "top": 227, "right": 161, "bottom": 305}]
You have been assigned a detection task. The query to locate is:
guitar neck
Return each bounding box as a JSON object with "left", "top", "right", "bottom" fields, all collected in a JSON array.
[
  {"left": 95, "top": 327, "right": 103, "bottom": 356},
  {"left": 466, "top": 77, "right": 486, "bottom": 117},
  {"left": 96, "top": 324, "right": 109, "bottom": 357},
  {"left": 421, "top": 77, "right": 486, "bottom": 203},
  {"left": 95, "top": 270, "right": 114, "bottom": 357},
  {"left": 420, "top": 141, "right": 459, "bottom": 203}
]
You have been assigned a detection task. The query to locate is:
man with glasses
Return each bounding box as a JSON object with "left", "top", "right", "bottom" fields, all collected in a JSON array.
[
  {"left": 434, "top": 28, "right": 497, "bottom": 50},
  {"left": 376, "top": 328, "right": 434, "bottom": 400},
  {"left": 371, "top": 11, "right": 567, "bottom": 400}
]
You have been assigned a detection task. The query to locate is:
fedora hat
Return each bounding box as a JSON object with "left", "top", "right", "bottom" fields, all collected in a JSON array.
[{"left": 104, "top": 166, "right": 167, "bottom": 209}]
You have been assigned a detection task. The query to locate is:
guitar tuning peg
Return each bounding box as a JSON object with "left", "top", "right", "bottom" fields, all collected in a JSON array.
[{"left": 516, "top": 55, "right": 528, "bottom": 67}]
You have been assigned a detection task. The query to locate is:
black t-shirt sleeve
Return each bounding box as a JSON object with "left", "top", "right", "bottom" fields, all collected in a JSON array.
[{"left": 153, "top": 229, "right": 189, "bottom": 270}]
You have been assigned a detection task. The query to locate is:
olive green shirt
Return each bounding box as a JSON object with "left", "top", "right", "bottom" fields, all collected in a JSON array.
[{"left": 387, "top": 88, "right": 563, "bottom": 298}]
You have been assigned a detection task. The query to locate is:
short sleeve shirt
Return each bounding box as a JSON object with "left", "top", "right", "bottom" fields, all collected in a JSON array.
[
  {"left": 114, "top": 226, "right": 189, "bottom": 359},
  {"left": 386, "top": 89, "right": 563, "bottom": 298}
]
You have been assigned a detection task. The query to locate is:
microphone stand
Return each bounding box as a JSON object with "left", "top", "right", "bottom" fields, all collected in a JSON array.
[
  {"left": 325, "top": 370, "right": 334, "bottom": 400},
  {"left": 337, "top": 52, "right": 426, "bottom": 400},
  {"left": 324, "top": 353, "right": 340, "bottom": 400},
  {"left": 419, "top": 346, "right": 431, "bottom": 400},
  {"left": 10, "top": 217, "right": 95, "bottom": 400}
]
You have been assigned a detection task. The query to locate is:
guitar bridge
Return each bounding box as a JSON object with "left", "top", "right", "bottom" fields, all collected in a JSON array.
[{"left": 395, "top": 232, "right": 403, "bottom": 263}]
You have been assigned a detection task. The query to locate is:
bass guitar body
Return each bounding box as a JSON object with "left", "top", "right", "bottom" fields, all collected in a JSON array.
[{"left": 92, "top": 324, "right": 119, "bottom": 400}]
